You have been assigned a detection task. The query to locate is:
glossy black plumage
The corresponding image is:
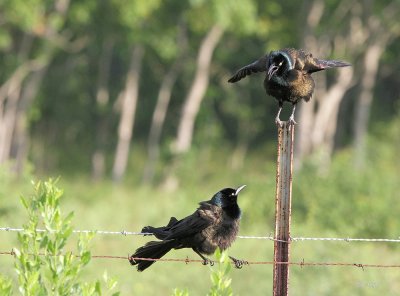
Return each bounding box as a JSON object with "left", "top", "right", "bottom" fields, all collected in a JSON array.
[
  {"left": 228, "top": 48, "right": 351, "bottom": 124},
  {"left": 129, "top": 185, "right": 246, "bottom": 271}
]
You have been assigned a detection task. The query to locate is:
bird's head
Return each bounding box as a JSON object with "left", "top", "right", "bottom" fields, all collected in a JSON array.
[
  {"left": 211, "top": 185, "right": 246, "bottom": 208},
  {"left": 267, "top": 50, "right": 294, "bottom": 80}
]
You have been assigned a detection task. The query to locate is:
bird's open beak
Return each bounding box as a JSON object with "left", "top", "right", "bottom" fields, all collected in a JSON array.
[
  {"left": 235, "top": 185, "right": 246, "bottom": 195},
  {"left": 267, "top": 64, "right": 279, "bottom": 80}
]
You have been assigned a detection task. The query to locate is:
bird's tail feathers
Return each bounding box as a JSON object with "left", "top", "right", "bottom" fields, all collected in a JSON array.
[{"left": 129, "top": 240, "right": 176, "bottom": 271}]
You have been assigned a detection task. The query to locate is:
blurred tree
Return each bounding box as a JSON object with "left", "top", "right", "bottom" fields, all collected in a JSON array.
[
  {"left": 91, "top": 36, "right": 114, "bottom": 181},
  {"left": 296, "top": 0, "right": 400, "bottom": 173},
  {"left": 112, "top": 45, "right": 145, "bottom": 182},
  {"left": 295, "top": 0, "right": 355, "bottom": 172},
  {"left": 142, "top": 1, "right": 189, "bottom": 184},
  {"left": 0, "top": 0, "right": 399, "bottom": 181},
  {"left": 0, "top": 0, "right": 86, "bottom": 175},
  {"left": 352, "top": 0, "right": 400, "bottom": 169},
  {"left": 173, "top": 23, "right": 224, "bottom": 154},
  {"left": 111, "top": 0, "right": 161, "bottom": 182},
  {"left": 173, "top": 0, "right": 259, "bottom": 154}
]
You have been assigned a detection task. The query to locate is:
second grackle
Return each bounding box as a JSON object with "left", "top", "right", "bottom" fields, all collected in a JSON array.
[
  {"left": 228, "top": 48, "right": 351, "bottom": 125},
  {"left": 129, "top": 185, "right": 247, "bottom": 271}
]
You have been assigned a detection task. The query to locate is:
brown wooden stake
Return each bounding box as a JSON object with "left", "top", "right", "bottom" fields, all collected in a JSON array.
[{"left": 273, "top": 122, "right": 295, "bottom": 296}]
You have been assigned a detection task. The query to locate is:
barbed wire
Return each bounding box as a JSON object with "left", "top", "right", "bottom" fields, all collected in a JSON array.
[
  {"left": 1, "top": 250, "right": 400, "bottom": 269},
  {"left": 1, "top": 227, "right": 400, "bottom": 243}
]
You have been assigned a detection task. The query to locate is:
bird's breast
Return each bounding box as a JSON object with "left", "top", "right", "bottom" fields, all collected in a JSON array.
[
  {"left": 201, "top": 219, "right": 240, "bottom": 252},
  {"left": 265, "top": 71, "right": 315, "bottom": 103}
]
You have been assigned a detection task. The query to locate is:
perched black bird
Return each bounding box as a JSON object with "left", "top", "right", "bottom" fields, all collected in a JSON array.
[
  {"left": 129, "top": 185, "right": 246, "bottom": 271},
  {"left": 228, "top": 48, "right": 351, "bottom": 125}
]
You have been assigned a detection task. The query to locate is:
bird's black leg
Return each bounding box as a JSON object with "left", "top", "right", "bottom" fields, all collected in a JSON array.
[
  {"left": 275, "top": 102, "right": 283, "bottom": 127},
  {"left": 288, "top": 103, "right": 297, "bottom": 125},
  {"left": 229, "top": 256, "right": 248, "bottom": 269},
  {"left": 193, "top": 248, "right": 214, "bottom": 266}
]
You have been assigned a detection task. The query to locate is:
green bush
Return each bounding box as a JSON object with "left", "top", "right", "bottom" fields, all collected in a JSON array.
[
  {"left": 1, "top": 179, "right": 119, "bottom": 296},
  {"left": 207, "top": 249, "right": 233, "bottom": 296},
  {"left": 173, "top": 248, "right": 234, "bottom": 296}
]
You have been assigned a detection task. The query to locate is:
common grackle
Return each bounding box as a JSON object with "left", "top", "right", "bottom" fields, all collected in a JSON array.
[
  {"left": 129, "top": 185, "right": 246, "bottom": 271},
  {"left": 228, "top": 48, "right": 351, "bottom": 125}
]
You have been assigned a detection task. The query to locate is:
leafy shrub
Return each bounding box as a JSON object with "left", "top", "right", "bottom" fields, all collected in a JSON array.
[{"left": 0, "top": 179, "right": 119, "bottom": 295}]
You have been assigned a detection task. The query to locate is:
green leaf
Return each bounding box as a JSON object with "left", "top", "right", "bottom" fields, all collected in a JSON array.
[
  {"left": 95, "top": 281, "right": 101, "bottom": 294},
  {"left": 12, "top": 179, "right": 120, "bottom": 295},
  {"left": 80, "top": 251, "right": 91, "bottom": 265}
]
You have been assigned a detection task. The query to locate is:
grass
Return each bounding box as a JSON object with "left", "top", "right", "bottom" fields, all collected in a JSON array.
[{"left": 1, "top": 117, "right": 400, "bottom": 294}]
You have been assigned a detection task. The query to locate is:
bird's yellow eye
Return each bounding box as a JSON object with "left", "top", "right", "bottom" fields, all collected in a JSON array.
[{"left": 279, "top": 61, "right": 283, "bottom": 66}]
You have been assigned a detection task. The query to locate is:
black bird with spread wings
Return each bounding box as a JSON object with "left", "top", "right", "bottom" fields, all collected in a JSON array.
[
  {"left": 228, "top": 48, "right": 350, "bottom": 125},
  {"left": 129, "top": 185, "right": 246, "bottom": 271}
]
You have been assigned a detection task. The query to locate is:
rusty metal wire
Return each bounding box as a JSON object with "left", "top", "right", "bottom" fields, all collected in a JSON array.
[
  {"left": 2, "top": 227, "right": 400, "bottom": 243},
  {"left": 1, "top": 250, "right": 400, "bottom": 269}
]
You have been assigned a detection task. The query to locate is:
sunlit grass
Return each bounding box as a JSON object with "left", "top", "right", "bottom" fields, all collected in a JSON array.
[{"left": 1, "top": 117, "right": 400, "bottom": 294}]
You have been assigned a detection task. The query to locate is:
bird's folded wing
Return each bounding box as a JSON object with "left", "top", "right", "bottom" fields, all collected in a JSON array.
[
  {"left": 228, "top": 56, "right": 268, "bottom": 83},
  {"left": 164, "top": 212, "right": 210, "bottom": 240}
]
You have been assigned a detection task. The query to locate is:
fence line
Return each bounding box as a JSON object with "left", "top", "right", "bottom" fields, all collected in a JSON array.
[
  {"left": 1, "top": 250, "right": 400, "bottom": 269},
  {"left": 1, "top": 227, "right": 400, "bottom": 243}
]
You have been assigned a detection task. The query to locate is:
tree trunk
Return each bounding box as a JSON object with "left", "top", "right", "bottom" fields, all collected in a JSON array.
[
  {"left": 112, "top": 45, "right": 144, "bottom": 182},
  {"left": 174, "top": 24, "right": 224, "bottom": 154},
  {"left": 295, "top": 99, "right": 315, "bottom": 169},
  {"left": 142, "top": 61, "right": 181, "bottom": 184},
  {"left": 0, "top": 58, "right": 44, "bottom": 164},
  {"left": 295, "top": 0, "right": 325, "bottom": 169},
  {"left": 92, "top": 38, "right": 114, "bottom": 181},
  {"left": 0, "top": 78, "right": 22, "bottom": 164},
  {"left": 142, "top": 24, "right": 187, "bottom": 184},
  {"left": 351, "top": 0, "right": 397, "bottom": 168},
  {"left": 353, "top": 43, "right": 384, "bottom": 168},
  {"left": 295, "top": 0, "right": 355, "bottom": 172},
  {"left": 13, "top": 66, "right": 48, "bottom": 175},
  {"left": 0, "top": 0, "right": 71, "bottom": 169},
  {"left": 311, "top": 67, "right": 354, "bottom": 148}
]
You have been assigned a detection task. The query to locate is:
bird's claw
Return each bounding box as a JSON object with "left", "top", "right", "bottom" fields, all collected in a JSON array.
[
  {"left": 202, "top": 258, "right": 214, "bottom": 266},
  {"left": 275, "top": 118, "right": 283, "bottom": 128},
  {"left": 141, "top": 226, "right": 153, "bottom": 236},
  {"left": 128, "top": 255, "right": 136, "bottom": 265},
  {"left": 288, "top": 116, "right": 297, "bottom": 125},
  {"left": 229, "top": 256, "right": 248, "bottom": 269}
]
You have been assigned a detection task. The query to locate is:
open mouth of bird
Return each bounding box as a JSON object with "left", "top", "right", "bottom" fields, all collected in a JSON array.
[{"left": 267, "top": 65, "right": 279, "bottom": 80}]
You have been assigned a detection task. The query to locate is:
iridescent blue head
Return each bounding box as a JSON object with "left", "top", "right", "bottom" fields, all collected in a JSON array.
[
  {"left": 267, "top": 50, "right": 294, "bottom": 80},
  {"left": 211, "top": 185, "right": 246, "bottom": 208}
]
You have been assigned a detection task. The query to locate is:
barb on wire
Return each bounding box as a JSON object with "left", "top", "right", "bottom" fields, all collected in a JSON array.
[
  {"left": 1, "top": 250, "right": 400, "bottom": 269},
  {"left": 2, "top": 227, "right": 400, "bottom": 243}
]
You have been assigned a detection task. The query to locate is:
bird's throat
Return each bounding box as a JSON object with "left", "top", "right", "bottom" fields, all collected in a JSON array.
[{"left": 223, "top": 204, "right": 241, "bottom": 220}]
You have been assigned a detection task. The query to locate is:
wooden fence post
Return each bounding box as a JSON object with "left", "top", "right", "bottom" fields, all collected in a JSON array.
[{"left": 273, "top": 122, "right": 295, "bottom": 296}]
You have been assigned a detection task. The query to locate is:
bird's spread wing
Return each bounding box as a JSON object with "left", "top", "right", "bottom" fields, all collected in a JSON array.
[
  {"left": 305, "top": 56, "right": 351, "bottom": 73},
  {"left": 228, "top": 55, "right": 268, "bottom": 83},
  {"left": 164, "top": 211, "right": 211, "bottom": 240}
]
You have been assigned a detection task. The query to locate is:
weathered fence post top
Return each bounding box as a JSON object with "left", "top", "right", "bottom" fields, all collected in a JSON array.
[{"left": 273, "top": 122, "right": 295, "bottom": 296}]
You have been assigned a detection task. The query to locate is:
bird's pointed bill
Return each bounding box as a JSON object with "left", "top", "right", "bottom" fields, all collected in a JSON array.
[
  {"left": 267, "top": 65, "right": 279, "bottom": 80},
  {"left": 235, "top": 185, "right": 246, "bottom": 195}
]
